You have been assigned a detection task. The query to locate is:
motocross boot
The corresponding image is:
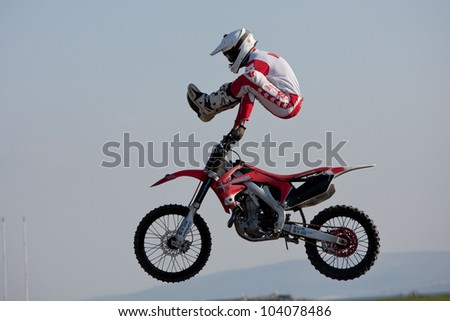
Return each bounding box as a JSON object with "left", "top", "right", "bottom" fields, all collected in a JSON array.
[{"left": 187, "top": 83, "right": 239, "bottom": 122}]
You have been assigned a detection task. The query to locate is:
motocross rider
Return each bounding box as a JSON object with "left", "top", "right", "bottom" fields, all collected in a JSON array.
[{"left": 187, "top": 28, "right": 303, "bottom": 145}]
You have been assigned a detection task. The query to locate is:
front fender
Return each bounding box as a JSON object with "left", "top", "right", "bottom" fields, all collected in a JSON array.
[
  {"left": 151, "top": 170, "right": 208, "bottom": 187},
  {"left": 151, "top": 169, "right": 232, "bottom": 213}
]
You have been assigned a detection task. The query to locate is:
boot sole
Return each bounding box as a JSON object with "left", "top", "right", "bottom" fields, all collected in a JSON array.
[
  {"left": 187, "top": 93, "right": 201, "bottom": 116},
  {"left": 187, "top": 94, "right": 214, "bottom": 122}
]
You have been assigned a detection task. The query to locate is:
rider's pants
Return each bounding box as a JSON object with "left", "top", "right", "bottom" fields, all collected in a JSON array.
[{"left": 230, "top": 70, "right": 303, "bottom": 119}]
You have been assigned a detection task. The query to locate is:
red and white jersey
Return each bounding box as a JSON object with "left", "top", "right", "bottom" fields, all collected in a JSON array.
[
  {"left": 245, "top": 49, "right": 301, "bottom": 97},
  {"left": 230, "top": 48, "right": 303, "bottom": 125}
]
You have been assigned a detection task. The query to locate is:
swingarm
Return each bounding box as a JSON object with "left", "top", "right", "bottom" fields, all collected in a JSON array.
[{"left": 283, "top": 223, "right": 347, "bottom": 246}]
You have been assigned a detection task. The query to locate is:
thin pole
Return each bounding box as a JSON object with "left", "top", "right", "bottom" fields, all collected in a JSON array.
[
  {"left": 23, "top": 217, "right": 29, "bottom": 301},
  {"left": 2, "top": 217, "right": 7, "bottom": 301}
]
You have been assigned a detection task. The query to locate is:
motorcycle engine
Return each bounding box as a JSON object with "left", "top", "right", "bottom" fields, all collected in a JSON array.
[{"left": 234, "top": 191, "right": 277, "bottom": 239}]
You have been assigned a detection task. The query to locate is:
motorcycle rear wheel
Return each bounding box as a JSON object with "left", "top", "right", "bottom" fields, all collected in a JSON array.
[
  {"left": 134, "top": 204, "right": 212, "bottom": 283},
  {"left": 305, "top": 205, "right": 380, "bottom": 280}
]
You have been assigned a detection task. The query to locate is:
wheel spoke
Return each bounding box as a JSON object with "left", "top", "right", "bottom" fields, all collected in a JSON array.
[
  {"left": 315, "top": 217, "right": 371, "bottom": 269},
  {"left": 141, "top": 213, "right": 204, "bottom": 273}
]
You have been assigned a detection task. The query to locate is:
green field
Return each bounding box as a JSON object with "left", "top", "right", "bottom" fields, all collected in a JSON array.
[{"left": 377, "top": 293, "right": 450, "bottom": 301}]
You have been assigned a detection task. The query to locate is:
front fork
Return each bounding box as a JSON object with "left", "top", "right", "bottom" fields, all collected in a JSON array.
[{"left": 170, "top": 176, "right": 214, "bottom": 251}]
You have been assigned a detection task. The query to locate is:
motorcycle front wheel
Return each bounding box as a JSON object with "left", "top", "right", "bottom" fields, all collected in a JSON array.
[
  {"left": 305, "top": 205, "right": 380, "bottom": 281},
  {"left": 134, "top": 204, "right": 212, "bottom": 283}
]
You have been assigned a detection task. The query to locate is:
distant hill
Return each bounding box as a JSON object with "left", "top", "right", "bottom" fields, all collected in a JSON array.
[{"left": 98, "top": 251, "right": 450, "bottom": 301}]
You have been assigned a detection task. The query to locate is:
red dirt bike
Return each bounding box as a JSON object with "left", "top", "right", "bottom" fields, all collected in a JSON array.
[{"left": 134, "top": 133, "right": 380, "bottom": 283}]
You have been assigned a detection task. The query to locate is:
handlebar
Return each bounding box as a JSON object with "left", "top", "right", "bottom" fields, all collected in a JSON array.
[{"left": 205, "top": 126, "right": 246, "bottom": 173}]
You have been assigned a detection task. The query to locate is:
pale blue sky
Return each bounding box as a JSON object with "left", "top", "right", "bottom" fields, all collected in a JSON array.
[{"left": 1, "top": 0, "right": 449, "bottom": 300}]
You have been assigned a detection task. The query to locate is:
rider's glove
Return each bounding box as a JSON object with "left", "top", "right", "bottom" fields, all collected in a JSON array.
[
  {"left": 221, "top": 125, "right": 246, "bottom": 150},
  {"left": 230, "top": 125, "right": 246, "bottom": 141}
]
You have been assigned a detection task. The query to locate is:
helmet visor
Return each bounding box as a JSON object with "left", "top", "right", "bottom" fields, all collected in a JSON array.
[{"left": 223, "top": 48, "right": 239, "bottom": 63}]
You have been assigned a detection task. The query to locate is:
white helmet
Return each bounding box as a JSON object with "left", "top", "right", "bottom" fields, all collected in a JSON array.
[{"left": 210, "top": 28, "right": 257, "bottom": 74}]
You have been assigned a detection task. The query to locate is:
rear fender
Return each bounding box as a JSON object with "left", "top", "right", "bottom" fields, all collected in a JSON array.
[
  {"left": 285, "top": 165, "right": 375, "bottom": 209},
  {"left": 326, "top": 165, "right": 375, "bottom": 177}
]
